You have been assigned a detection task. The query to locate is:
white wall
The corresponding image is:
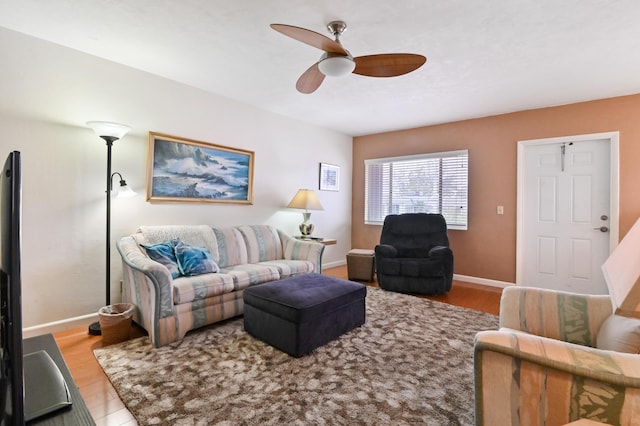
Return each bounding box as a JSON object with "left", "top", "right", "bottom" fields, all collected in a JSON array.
[{"left": 0, "top": 28, "right": 352, "bottom": 331}]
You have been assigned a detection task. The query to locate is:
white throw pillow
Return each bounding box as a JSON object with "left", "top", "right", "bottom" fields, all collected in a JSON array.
[{"left": 596, "top": 314, "right": 640, "bottom": 353}]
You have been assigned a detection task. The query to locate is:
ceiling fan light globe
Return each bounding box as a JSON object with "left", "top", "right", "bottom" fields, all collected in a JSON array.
[{"left": 318, "top": 56, "right": 355, "bottom": 77}]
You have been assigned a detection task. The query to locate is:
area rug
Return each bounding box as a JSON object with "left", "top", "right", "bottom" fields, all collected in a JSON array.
[{"left": 94, "top": 287, "right": 498, "bottom": 425}]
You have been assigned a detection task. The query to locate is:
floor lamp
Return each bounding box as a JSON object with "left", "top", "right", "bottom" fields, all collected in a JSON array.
[{"left": 86, "top": 121, "right": 135, "bottom": 336}]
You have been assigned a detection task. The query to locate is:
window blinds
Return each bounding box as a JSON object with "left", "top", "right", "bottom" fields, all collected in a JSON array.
[{"left": 364, "top": 149, "right": 468, "bottom": 229}]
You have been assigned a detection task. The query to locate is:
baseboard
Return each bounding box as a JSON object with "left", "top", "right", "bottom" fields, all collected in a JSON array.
[
  {"left": 454, "top": 274, "right": 514, "bottom": 289},
  {"left": 23, "top": 312, "right": 98, "bottom": 339},
  {"left": 322, "top": 259, "right": 347, "bottom": 270}
]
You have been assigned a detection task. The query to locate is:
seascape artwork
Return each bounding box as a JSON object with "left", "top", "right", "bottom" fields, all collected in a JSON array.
[{"left": 147, "top": 134, "right": 254, "bottom": 203}]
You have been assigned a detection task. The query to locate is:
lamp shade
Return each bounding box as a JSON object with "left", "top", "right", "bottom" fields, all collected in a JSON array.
[
  {"left": 287, "top": 189, "right": 324, "bottom": 211},
  {"left": 318, "top": 56, "right": 355, "bottom": 77},
  {"left": 116, "top": 183, "right": 137, "bottom": 199},
  {"left": 86, "top": 121, "right": 131, "bottom": 140}
]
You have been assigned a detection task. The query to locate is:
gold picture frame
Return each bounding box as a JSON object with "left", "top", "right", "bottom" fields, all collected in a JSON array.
[{"left": 146, "top": 132, "right": 254, "bottom": 204}]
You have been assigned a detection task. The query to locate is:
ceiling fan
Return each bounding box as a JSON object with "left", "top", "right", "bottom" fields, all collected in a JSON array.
[{"left": 270, "top": 21, "right": 427, "bottom": 94}]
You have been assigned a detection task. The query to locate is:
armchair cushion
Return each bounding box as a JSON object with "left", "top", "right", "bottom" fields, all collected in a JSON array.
[
  {"left": 596, "top": 314, "right": 640, "bottom": 353},
  {"left": 396, "top": 248, "right": 431, "bottom": 258},
  {"left": 379, "top": 257, "right": 444, "bottom": 277}
]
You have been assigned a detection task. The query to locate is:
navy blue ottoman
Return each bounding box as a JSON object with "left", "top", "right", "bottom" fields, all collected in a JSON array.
[{"left": 243, "top": 273, "right": 367, "bottom": 357}]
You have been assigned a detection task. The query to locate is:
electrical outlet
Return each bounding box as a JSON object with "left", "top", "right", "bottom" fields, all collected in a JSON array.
[{"left": 497, "top": 205, "right": 504, "bottom": 215}]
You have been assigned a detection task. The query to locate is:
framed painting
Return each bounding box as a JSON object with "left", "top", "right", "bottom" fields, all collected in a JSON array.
[
  {"left": 319, "top": 162, "right": 340, "bottom": 191},
  {"left": 146, "top": 132, "right": 254, "bottom": 204}
]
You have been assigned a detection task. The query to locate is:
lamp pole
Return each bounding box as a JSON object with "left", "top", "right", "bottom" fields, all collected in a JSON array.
[
  {"left": 86, "top": 121, "right": 131, "bottom": 336},
  {"left": 104, "top": 136, "right": 116, "bottom": 307},
  {"left": 88, "top": 135, "right": 117, "bottom": 335}
]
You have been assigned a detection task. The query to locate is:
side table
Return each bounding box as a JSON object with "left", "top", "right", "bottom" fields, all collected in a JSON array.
[{"left": 294, "top": 236, "right": 337, "bottom": 246}]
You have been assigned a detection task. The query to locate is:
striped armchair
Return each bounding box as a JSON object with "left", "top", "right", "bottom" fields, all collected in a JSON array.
[{"left": 474, "top": 286, "right": 640, "bottom": 426}]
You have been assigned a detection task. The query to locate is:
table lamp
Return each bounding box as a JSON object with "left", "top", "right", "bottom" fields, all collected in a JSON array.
[{"left": 287, "top": 189, "right": 324, "bottom": 236}]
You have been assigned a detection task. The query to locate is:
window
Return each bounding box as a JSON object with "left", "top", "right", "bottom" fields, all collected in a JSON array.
[{"left": 364, "top": 149, "right": 468, "bottom": 230}]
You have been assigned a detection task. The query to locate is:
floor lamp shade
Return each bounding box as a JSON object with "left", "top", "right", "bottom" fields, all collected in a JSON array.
[
  {"left": 111, "top": 172, "right": 137, "bottom": 198},
  {"left": 86, "top": 121, "right": 131, "bottom": 140},
  {"left": 287, "top": 189, "right": 324, "bottom": 236}
]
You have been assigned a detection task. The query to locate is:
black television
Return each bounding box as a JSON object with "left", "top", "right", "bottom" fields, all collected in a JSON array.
[
  {"left": 0, "top": 152, "right": 72, "bottom": 425},
  {"left": 0, "top": 151, "right": 25, "bottom": 424}
]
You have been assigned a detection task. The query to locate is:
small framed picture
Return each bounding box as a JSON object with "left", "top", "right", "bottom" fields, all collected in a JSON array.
[{"left": 319, "top": 163, "right": 340, "bottom": 191}]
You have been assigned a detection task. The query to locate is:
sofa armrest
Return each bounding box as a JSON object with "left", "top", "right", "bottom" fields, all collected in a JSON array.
[
  {"left": 278, "top": 230, "right": 325, "bottom": 273},
  {"left": 474, "top": 330, "right": 640, "bottom": 425},
  {"left": 116, "top": 236, "right": 175, "bottom": 321},
  {"left": 499, "top": 286, "right": 613, "bottom": 347}
]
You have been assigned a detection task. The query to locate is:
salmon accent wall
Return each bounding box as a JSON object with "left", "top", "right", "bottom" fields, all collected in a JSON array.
[{"left": 352, "top": 94, "right": 640, "bottom": 284}]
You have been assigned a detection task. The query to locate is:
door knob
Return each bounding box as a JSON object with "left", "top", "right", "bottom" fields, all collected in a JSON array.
[{"left": 594, "top": 226, "right": 609, "bottom": 232}]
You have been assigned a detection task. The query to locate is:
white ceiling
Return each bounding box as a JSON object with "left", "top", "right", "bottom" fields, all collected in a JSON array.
[{"left": 1, "top": 0, "right": 640, "bottom": 136}]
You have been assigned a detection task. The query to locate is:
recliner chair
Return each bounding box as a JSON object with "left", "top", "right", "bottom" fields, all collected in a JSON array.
[{"left": 374, "top": 213, "right": 453, "bottom": 295}]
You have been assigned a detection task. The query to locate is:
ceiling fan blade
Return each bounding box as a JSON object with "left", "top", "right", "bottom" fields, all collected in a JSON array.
[
  {"left": 271, "top": 24, "right": 347, "bottom": 55},
  {"left": 353, "top": 53, "right": 427, "bottom": 77},
  {"left": 296, "top": 63, "right": 325, "bottom": 94}
]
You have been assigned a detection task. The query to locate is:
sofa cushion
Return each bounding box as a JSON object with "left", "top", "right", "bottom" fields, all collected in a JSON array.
[
  {"left": 237, "top": 225, "right": 283, "bottom": 263},
  {"left": 174, "top": 241, "right": 220, "bottom": 276},
  {"left": 220, "top": 264, "right": 280, "bottom": 289},
  {"left": 141, "top": 239, "right": 181, "bottom": 279},
  {"left": 173, "top": 273, "right": 236, "bottom": 305},
  {"left": 258, "top": 260, "right": 314, "bottom": 279},
  {"left": 212, "top": 227, "right": 248, "bottom": 268}
]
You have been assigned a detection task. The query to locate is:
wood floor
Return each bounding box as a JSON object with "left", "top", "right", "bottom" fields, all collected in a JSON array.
[{"left": 53, "top": 265, "right": 503, "bottom": 425}]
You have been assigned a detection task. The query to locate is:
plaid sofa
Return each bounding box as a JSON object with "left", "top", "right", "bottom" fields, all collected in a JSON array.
[
  {"left": 474, "top": 286, "right": 640, "bottom": 426},
  {"left": 117, "top": 225, "right": 324, "bottom": 347}
]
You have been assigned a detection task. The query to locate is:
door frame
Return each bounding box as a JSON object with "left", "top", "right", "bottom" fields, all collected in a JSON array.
[{"left": 515, "top": 131, "right": 620, "bottom": 286}]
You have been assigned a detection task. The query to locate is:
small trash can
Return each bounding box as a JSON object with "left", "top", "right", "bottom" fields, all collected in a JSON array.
[
  {"left": 98, "top": 303, "right": 134, "bottom": 344},
  {"left": 347, "top": 249, "right": 375, "bottom": 282}
]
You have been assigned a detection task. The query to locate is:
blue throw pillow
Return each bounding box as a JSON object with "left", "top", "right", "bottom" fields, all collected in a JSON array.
[
  {"left": 174, "top": 240, "right": 219, "bottom": 276},
  {"left": 141, "top": 239, "right": 180, "bottom": 279}
]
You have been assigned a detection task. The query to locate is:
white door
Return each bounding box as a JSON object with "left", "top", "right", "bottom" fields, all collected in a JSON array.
[{"left": 519, "top": 138, "right": 612, "bottom": 294}]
